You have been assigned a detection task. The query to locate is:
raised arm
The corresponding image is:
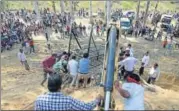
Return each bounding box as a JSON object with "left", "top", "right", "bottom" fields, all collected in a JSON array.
[{"left": 70, "top": 96, "right": 101, "bottom": 110}]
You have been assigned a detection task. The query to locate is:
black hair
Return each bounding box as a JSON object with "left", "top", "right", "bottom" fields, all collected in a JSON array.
[
  {"left": 48, "top": 73, "right": 62, "bottom": 92},
  {"left": 128, "top": 44, "right": 131, "bottom": 47},
  {"left": 83, "top": 53, "right": 89, "bottom": 58},
  {"left": 128, "top": 73, "right": 140, "bottom": 82},
  {"left": 154, "top": 63, "right": 158, "bottom": 67},
  {"left": 63, "top": 51, "right": 67, "bottom": 55},
  {"left": 125, "top": 53, "right": 130, "bottom": 57},
  {"left": 72, "top": 55, "right": 76, "bottom": 60},
  {"left": 52, "top": 53, "right": 57, "bottom": 57}
]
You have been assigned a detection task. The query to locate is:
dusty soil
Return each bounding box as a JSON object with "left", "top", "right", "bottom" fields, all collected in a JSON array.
[{"left": 1, "top": 19, "right": 179, "bottom": 110}]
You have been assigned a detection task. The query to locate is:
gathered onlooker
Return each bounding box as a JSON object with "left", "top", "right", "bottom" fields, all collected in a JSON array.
[
  {"left": 35, "top": 74, "right": 103, "bottom": 110},
  {"left": 147, "top": 63, "right": 160, "bottom": 84},
  {"left": 17, "top": 49, "right": 30, "bottom": 70},
  {"left": 139, "top": 51, "right": 150, "bottom": 76}
]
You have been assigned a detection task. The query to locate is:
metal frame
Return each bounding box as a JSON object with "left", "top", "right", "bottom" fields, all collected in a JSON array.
[{"left": 87, "top": 24, "right": 99, "bottom": 60}]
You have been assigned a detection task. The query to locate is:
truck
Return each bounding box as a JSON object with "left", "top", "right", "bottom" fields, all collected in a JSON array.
[
  {"left": 158, "top": 14, "right": 173, "bottom": 32},
  {"left": 120, "top": 17, "right": 133, "bottom": 35}
]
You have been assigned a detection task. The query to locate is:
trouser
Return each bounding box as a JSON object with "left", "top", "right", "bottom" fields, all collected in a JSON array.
[
  {"left": 41, "top": 70, "right": 53, "bottom": 85},
  {"left": 139, "top": 66, "right": 144, "bottom": 76},
  {"left": 45, "top": 33, "right": 48, "bottom": 41},
  {"left": 76, "top": 73, "right": 89, "bottom": 88},
  {"left": 30, "top": 45, "right": 35, "bottom": 53},
  {"left": 147, "top": 77, "right": 156, "bottom": 84},
  {"left": 22, "top": 61, "right": 30, "bottom": 70},
  {"left": 70, "top": 74, "right": 78, "bottom": 87},
  {"left": 25, "top": 47, "right": 30, "bottom": 54}
]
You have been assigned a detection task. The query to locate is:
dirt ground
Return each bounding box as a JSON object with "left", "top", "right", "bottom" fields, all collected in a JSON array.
[{"left": 1, "top": 19, "right": 179, "bottom": 110}]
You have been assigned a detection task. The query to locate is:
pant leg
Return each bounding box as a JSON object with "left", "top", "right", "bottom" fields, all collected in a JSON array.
[
  {"left": 41, "top": 71, "right": 48, "bottom": 85},
  {"left": 147, "top": 77, "right": 151, "bottom": 84},
  {"left": 76, "top": 74, "right": 80, "bottom": 88},
  {"left": 83, "top": 74, "right": 89, "bottom": 87},
  {"left": 70, "top": 74, "right": 78, "bottom": 87},
  {"left": 24, "top": 61, "right": 30, "bottom": 70}
]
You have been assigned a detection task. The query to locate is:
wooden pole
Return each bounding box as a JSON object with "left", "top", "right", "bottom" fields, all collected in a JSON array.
[
  {"left": 143, "top": 0, "right": 150, "bottom": 27},
  {"left": 89, "top": 0, "right": 92, "bottom": 23}
]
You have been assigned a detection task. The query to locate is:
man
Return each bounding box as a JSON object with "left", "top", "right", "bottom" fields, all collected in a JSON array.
[
  {"left": 17, "top": 49, "right": 30, "bottom": 70},
  {"left": 126, "top": 44, "right": 134, "bottom": 57},
  {"left": 29, "top": 38, "right": 35, "bottom": 53},
  {"left": 147, "top": 63, "right": 160, "bottom": 84},
  {"left": 35, "top": 74, "right": 103, "bottom": 110},
  {"left": 67, "top": 55, "right": 78, "bottom": 87},
  {"left": 53, "top": 55, "right": 68, "bottom": 74},
  {"left": 119, "top": 53, "right": 137, "bottom": 79},
  {"left": 139, "top": 51, "right": 150, "bottom": 76},
  {"left": 76, "top": 53, "right": 90, "bottom": 88},
  {"left": 114, "top": 74, "right": 145, "bottom": 110},
  {"left": 41, "top": 53, "right": 57, "bottom": 86}
]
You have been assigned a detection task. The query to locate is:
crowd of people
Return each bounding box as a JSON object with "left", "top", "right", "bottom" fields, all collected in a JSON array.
[{"left": 2, "top": 7, "right": 179, "bottom": 110}]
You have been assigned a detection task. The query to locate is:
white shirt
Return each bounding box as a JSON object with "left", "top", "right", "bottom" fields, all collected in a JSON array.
[
  {"left": 122, "top": 83, "right": 145, "bottom": 110},
  {"left": 149, "top": 67, "right": 160, "bottom": 81},
  {"left": 18, "top": 52, "right": 26, "bottom": 62},
  {"left": 119, "top": 57, "right": 137, "bottom": 72},
  {"left": 126, "top": 47, "right": 134, "bottom": 57},
  {"left": 26, "top": 42, "right": 30, "bottom": 47},
  {"left": 67, "top": 59, "right": 78, "bottom": 76},
  {"left": 142, "top": 55, "right": 150, "bottom": 67}
]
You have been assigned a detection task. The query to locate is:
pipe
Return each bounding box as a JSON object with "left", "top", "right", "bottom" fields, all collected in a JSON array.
[
  {"left": 104, "top": 25, "right": 117, "bottom": 110},
  {"left": 104, "top": 91, "right": 111, "bottom": 110}
]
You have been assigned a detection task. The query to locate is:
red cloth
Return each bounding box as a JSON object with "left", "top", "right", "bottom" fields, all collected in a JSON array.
[
  {"left": 42, "top": 56, "right": 56, "bottom": 71},
  {"left": 29, "top": 40, "right": 34, "bottom": 46},
  {"left": 127, "top": 76, "right": 140, "bottom": 84}
]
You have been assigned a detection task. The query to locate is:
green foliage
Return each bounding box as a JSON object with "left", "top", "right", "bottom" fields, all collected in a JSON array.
[{"left": 5, "top": 1, "right": 178, "bottom": 13}]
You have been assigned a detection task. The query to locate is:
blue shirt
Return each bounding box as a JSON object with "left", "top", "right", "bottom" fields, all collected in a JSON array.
[
  {"left": 78, "top": 58, "right": 90, "bottom": 74},
  {"left": 35, "top": 92, "right": 98, "bottom": 110}
]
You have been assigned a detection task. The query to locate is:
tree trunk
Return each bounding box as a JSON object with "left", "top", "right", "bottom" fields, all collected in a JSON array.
[
  {"left": 89, "top": 0, "right": 92, "bottom": 23},
  {"left": 143, "top": 0, "right": 150, "bottom": 27},
  {"left": 52, "top": 1, "right": 56, "bottom": 13}
]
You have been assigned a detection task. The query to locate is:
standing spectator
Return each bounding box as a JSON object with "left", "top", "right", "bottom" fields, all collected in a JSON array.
[
  {"left": 76, "top": 53, "right": 90, "bottom": 88},
  {"left": 67, "top": 55, "right": 78, "bottom": 87},
  {"left": 83, "top": 25, "right": 87, "bottom": 36},
  {"left": 139, "top": 51, "right": 150, "bottom": 76},
  {"left": 29, "top": 38, "right": 35, "bottom": 53},
  {"left": 25, "top": 39, "right": 30, "bottom": 54},
  {"left": 101, "top": 24, "right": 105, "bottom": 36},
  {"left": 147, "top": 63, "right": 160, "bottom": 84},
  {"left": 41, "top": 54, "right": 57, "bottom": 86},
  {"left": 17, "top": 49, "right": 30, "bottom": 70},
  {"left": 163, "top": 37, "right": 167, "bottom": 48},
  {"left": 35, "top": 74, "right": 103, "bottom": 110},
  {"left": 126, "top": 44, "right": 134, "bottom": 57},
  {"left": 114, "top": 74, "right": 145, "bottom": 110},
  {"left": 165, "top": 37, "right": 173, "bottom": 55}
]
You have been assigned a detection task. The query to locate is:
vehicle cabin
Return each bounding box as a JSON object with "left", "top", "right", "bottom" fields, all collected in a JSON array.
[
  {"left": 120, "top": 17, "right": 132, "bottom": 34},
  {"left": 159, "top": 14, "right": 173, "bottom": 32}
]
